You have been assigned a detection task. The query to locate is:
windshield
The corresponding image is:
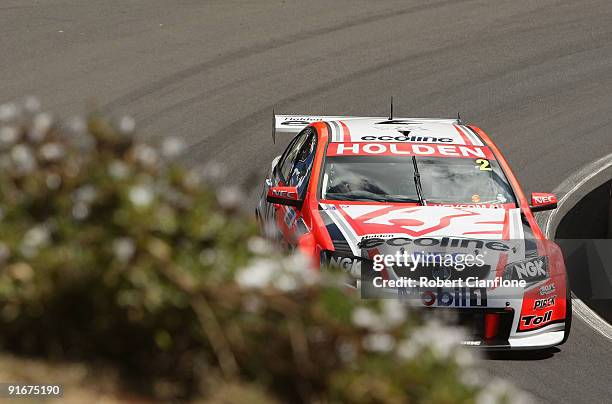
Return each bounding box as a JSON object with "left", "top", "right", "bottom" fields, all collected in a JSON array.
[{"left": 320, "top": 155, "right": 516, "bottom": 204}]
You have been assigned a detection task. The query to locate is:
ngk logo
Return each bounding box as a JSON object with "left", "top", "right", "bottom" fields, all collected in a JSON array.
[
  {"left": 516, "top": 260, "right": 546, "bottom": 279},
  {"left": 508, "top": 257, "right": 548, "bottom": 283},
  {"left": 329, "top": 256, "right": 359, "bottom": 272}
]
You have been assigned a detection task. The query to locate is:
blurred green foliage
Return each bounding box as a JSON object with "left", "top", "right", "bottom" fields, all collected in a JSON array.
[{"left": 0, "top": 99, "right": 516, "bottom": 403}]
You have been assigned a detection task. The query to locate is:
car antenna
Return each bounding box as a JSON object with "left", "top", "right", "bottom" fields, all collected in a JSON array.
[
  {"left": 389, "top": 96, "right": 394, "bottom": 120},
  {"left": 456, "top": 112, "right": 462, "bottom": 124},
  {"left": 272, "top": 108, "right": 276, "bottom": 144}
]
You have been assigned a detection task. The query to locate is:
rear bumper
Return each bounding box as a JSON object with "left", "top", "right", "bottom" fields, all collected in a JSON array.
[
  {"left": 506, "top": 324, "right": 565, "bottom": 350},
  {"left": 443, "top": 308, "right": 567, "bottom": 350}
]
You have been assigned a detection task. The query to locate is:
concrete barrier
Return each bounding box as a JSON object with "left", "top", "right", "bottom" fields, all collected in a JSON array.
[{"left": 536, "top": 153, "right": 612, "bottom": 338}]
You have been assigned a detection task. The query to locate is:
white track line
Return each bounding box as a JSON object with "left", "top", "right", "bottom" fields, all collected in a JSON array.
[{"left": 544, "top": 153, "right": 612, "bottom": 341}]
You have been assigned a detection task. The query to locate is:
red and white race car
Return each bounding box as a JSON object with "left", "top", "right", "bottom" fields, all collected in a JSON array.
[{"left": 256, "top": 115, "right": 571, "bottom": 349}]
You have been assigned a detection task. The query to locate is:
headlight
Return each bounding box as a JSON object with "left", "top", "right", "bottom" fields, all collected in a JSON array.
[{"left": 502, "top": 256, "right": 549, "bottom": 285}]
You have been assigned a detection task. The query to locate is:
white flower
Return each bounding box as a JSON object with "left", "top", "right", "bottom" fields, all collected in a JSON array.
[
  {"left": 11, "top": 144, "right": 36, "bottom": 173},
  {"left": 46, "top": 173, "right": 62, "bottom": 190},
  {"left": 247, "top": 237, "right": 273, "bottom": 255},
  {"left": 216, "top": 186, "right": 243, "bottom": 209},
  {"left": 236, "top": 251, "right": 317, "bottom": 291},
  {"left": 129, "top": 184, "right": 154, "bottom": 208},
  {"left": 108, "top": 160, "right": 130, "bottom": 180},
  {"left": 352, "top": 307, "right": 383, "bottom": 330},
  {"left": 113, "top": 237, "right": 136, "bottom": 262},
  {"left": 66, "top": 116, "right": 87, "bottom": 135},
  {"left": 352, "top": 301, "right": 406, "bottom": 332},
  {"left": 198, "top": 249, "right": 217, "bottom": 266},
  {"left": 398, "top": 318, "right": 466, "bottom": 361},
  {"left": 380, "top": 299, "right": 407, "bottom": 328},
  {"left": 476, "top": 378, "right": 533, "bottom": 404},
  {"left": 201, "top": 161, "right": 226, "bottom": 183},
  {"left": 454, "top": 346, "right": 477, "bottom": 367},
  {"left": 460, "top": 370, "right": 483, "bottom": 388},
  {"left": 363, "top": 333, "right": 395, "bottom": 353},
  {"left": 283, "top": 252, "right": 318, "bottom": 285},
  {"left": 133, "top": 144, "right": 158, "bottom": 166},
  {"left": 273, "top": 273, "right": 298, "bottom": 292},
  {"left": 29, "top": 112, "right": 53, "bottom": 142},
  {"left": 261, "top": 220, "right": 280, "bottom": 239},
  {"left": 73, "top": 185, "right": 98, "bottom": 204},
  {"left": 183, "top": 168, "right": 202, "bottom": 188},
  {"left": 0, "top": 103, "right": 19, "bottom": 122},
  {"left": 337, "top": 341, "right": 357, "bottom": 363},
  {"left": 273, "top": 252, "right": 319, "bottom": 292},
  {"left": 23, "top": 96, "right": 41, "bottom": 113},
  {"left": 235, "top": 258, "right": 277, "bottom": 289},
  {"left": 0, "top": 126, "right": 19, "bottom": 147},
  {"left": 117, "top": 115, "right": 135, "bottom": 134},
  {"left": 40, "top": 142, "right": 65, "bottom": 161},
  {"left": 20, "top": 225, "right": 51, "bottom": 257},
  {"left": 396, "top": 338, "right": 419, "bottom": 360},
  {"left": 161, "top": 137, "right": 185, "bottom": 159},
  {"left": 72, "top": 202, "right": 90, "bottom": 220}
]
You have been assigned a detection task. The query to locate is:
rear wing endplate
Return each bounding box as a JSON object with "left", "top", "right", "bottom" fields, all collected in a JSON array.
[
  {"left": 273, "top": 114, "right": 356, "bottom": 143},
  {"left": 271, "top": 113, "right": 460, "bottom": 143}
]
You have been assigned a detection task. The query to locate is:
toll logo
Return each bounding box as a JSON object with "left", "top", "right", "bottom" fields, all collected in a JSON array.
[{"left": 520, "top": 310, "right": 552, "bottom": 328}]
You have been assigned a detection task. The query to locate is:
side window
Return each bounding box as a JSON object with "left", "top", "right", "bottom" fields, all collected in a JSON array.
[
  {"left": 275, "top": 136, "right": 299, "bottom": 181},
  {"left": 288, "top": 131, "right": 317, "bottom": 195},
  {"left": 278, "top": 128, "right": 312, "bottom": 182}
]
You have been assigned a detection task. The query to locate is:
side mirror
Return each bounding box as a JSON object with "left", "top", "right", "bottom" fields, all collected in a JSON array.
[
  {"left": 267, "top": 186, "right": 302, "bottom": 207},
  {"left": 530, "top": 192, "right": 558, "bottom": 212}
]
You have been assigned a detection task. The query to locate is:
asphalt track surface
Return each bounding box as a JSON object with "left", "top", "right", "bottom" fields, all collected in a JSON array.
[{"left": 1, "top": 1, "right": 612, "bottom": 402}]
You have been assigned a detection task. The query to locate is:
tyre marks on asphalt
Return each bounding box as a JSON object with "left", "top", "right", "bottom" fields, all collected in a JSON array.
[{"left": 101, "top": 0, "right": 468, "bottom": 112}]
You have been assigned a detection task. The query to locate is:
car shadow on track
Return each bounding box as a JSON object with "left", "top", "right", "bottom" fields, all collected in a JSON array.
[{"left": 484, "top": 347, "right": 560, "bottom": 361}]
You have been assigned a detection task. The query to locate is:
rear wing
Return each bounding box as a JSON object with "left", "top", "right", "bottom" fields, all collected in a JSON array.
[
  {"left": 272, "top": 114, "right": 460, "bottom": 143},
  {"left": 273, "top": 115, "right": 357, "bottom": 142}
]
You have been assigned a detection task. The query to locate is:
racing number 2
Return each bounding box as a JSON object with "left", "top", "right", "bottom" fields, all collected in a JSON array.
[{"left": 475, "top": 159, "right": 492, "bottom": 171}]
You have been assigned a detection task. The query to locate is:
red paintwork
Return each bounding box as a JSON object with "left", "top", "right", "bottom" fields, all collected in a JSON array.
[{"left": 273, "top": 122, "right": 567, "bottom": 336}]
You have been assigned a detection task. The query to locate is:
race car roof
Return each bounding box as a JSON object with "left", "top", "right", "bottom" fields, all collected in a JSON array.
[{"left": 274, "top": 115, "right": 484, "bottom": 146}]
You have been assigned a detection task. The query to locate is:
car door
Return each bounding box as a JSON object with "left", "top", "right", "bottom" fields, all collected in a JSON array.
[
  {"left": 260, "top": 131, "right": 303, "bottom": 223},
  {"left": 269, "top": 128, "right": 317, "bottom": 244}
]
